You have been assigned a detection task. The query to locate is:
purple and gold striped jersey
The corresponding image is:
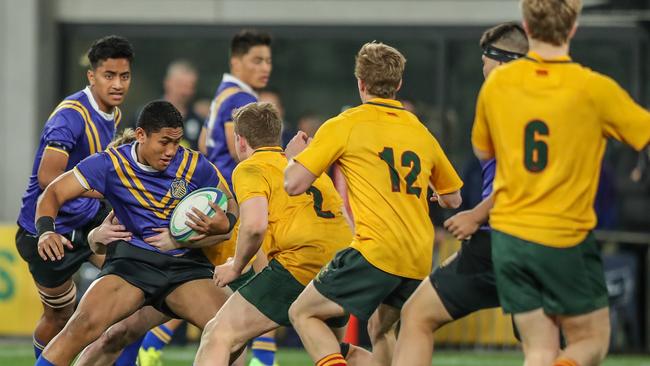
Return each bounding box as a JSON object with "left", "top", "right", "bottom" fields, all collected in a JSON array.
[
  {"left": 74, "top": 143, "right": 229, "bottom": 256},
  {"left": 205, "top": 74, "right": 257, "bottom": 188},
  {"left": 18, "top": 87, "right": 122, "bottom": 234}
]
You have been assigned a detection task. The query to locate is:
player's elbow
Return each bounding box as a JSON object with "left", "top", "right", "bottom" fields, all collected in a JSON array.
[
  {"left": 284, "top": 163, "right": 310, "bottom": 196},
  {"left": 240, "top": 220, "right": 267, "bottom": 239},
  {"left": 37, "top": 173, "right": 55, "bottom": 190},
  {"left": 284, "top": 177, "right": 304, "bottom": 196},
  {"left": 439, "top": 191, "right": 462, "bottom": 209}
]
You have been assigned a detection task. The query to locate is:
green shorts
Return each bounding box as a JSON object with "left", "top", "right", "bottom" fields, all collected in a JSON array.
[
  {"left": 228, "top": 268, "right": 256, "bottom": 292},
  {"left": 313, "top": 247, "right": 420, "bottom": 321},
  {"left": 239, "top": 259, "right": 348, "bottom": 327},
  {"left": 492, "top": 230, "right": 608, "bottom": 315},
  {"left": 429, "top": 230, "right": 500, "bottom": 319}
]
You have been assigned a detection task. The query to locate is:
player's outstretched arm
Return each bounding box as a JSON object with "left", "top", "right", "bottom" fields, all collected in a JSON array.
[
  {"left": 214, "top": 196, "right": 268, "bottom": 287},
  {"left": 35, "top": 170, "right": 89, "bottom": 261},
  {"left": 444, "top": 192, "right": 494, "bottom": 240}
]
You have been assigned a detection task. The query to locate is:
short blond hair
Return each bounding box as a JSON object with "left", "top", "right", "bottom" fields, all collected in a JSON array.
[
  {"left": 232, "top": 102, "right": 282, "bottom": 149},
  {"left": 354, "top": 42, "right": 406, "bottom": 99},
  {"left": 521, "top": 0, "right": 582, "bottom": 46}
]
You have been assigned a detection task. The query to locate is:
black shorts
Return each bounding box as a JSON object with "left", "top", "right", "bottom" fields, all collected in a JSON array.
[
  {"left": 99, "top": 241, "right": 214, "bottom": 318},
  {"left": 429, "top": 230, "right": 500, "bottom": 319},
  {"left": 15, "top": 201, "right": 112, "bottom": 288}
]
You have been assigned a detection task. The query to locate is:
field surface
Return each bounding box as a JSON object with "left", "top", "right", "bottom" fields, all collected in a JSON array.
[{"left": 1, "top": 341, "right": 649, "bottom": 366}]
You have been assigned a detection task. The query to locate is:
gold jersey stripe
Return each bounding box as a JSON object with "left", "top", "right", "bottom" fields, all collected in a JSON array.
[
  {"left": 44, "top": 145, "right": 69, "bottom": 156},
  {"left": 49, "top": 101, "right": 104, "bottom": 154}
]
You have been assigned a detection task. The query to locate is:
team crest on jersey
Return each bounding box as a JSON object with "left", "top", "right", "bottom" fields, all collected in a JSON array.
[{"left": 170, "top": 179, "right": 189, "bottom": 199}]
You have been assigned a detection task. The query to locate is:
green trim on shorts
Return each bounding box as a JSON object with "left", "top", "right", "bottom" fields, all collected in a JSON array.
[
  {"left": 238, "top": 259, "right": 348, "bottom": 327},
  {"left": 313, "top": 247, "right": 420, "bottom": 321},
  {"left": 492, "top": 230, "right": 609, "bottom": 315}
]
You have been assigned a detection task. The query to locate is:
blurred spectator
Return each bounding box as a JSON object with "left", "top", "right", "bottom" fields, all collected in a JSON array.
[
  {"left": 296, "top": 112, "right": 324, "bottom": 138},
  {"left": 163, "top": 60, "right": 202, "bottom": 149},
  {"left": 129, "top": 60, "right": 202, "bottom": 150},
  {"left": 259, "top": 89, "right": 295, "bottom": 147},
  {"left": 193, "top": 98, "right": 212, "bottom": 121}
]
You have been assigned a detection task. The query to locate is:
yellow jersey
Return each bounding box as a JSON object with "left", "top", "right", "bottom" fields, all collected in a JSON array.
[
  {"left": 295, "top": 98, "right": 463, "bottom": 279},
  {"left": 201, "top": 167, "right": 236, "bottom": 265},
  {"left": 233, "top": 147, "right": 351, "bottom": 285},
  {"left": 472, "top": 51, "right": 650, "bottom": 247}
]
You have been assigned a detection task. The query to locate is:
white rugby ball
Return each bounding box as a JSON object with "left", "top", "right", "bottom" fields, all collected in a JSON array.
[{"left": 169, "top": 187, "right": 228, "bottom": 242}]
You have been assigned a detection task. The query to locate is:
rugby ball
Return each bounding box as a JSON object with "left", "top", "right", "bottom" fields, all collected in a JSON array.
[{"left": 169, "top": 187, "right": 228, "bottom": 242}]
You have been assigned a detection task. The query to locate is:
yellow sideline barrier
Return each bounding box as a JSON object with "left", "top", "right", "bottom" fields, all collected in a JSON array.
[
  {"left": 432, "top": 235, "right": 519, "bottom": 347},
  {"left": 0, "top": 224, "right": 41, "bottom": 336}
]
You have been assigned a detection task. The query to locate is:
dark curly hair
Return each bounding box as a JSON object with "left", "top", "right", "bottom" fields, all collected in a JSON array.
[{"left": 87, "top": 35, "right": 134, "bottom": 69}]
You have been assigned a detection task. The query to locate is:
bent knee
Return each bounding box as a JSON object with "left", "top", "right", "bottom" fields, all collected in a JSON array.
[
  {"left": 367, "top": 318, "right": 395, "bottom": 342},
  {"left": 400, "top": 302, "right": 449, "bottom": 332},
  {"left": 288, "top": 302, "right": 304, "bottom": 325}
]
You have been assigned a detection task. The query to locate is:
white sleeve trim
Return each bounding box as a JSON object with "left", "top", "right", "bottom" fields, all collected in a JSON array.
[{"left": 73, "top": 169, "right": 90, "bottom": 190}]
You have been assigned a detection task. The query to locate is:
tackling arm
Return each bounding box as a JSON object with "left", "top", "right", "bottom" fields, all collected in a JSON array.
[
  {"left": 231, "top": 196, "right": 268, "bottom": 273},
  {"left": 284, "top": 160, "right": 317, "bottom": 196}
]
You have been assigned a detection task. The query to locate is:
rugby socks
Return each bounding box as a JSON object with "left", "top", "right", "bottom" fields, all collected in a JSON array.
[
  {"left": 250, "top": 336, "right": 277, "bottom": 365},
  {"left": 114, "top": 335, "right": 144, "bottom": 366},
  {"left": 315, "top": 353, "right": 347, "bottom": 366},
  {"left": 140, "top": 324, "right": 174, "bottom": 351},
  {"left": 34, "top": 355, "right": 55, "bottom": 366},
  {"left": 553, "top": 358, "right": 579, "bottom": 366},
  {"left": 33, "top": 335, "right": 45, "bottom": 359}
]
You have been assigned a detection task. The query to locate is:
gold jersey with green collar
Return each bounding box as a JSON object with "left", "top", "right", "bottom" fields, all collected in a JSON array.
[
  {"left": 294, "top": 98, "right": 463, "bottom": 279},
  {"left": 472, "top": 51, "right": 650, "bottom": 247},
  {"left": 232, "top": 147, "right": 351, "bottom": 285}
]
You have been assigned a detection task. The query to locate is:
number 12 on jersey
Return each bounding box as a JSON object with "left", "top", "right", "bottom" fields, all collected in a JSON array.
[{"left": 378, "top": 147, "right": 422, "bottom": 198}]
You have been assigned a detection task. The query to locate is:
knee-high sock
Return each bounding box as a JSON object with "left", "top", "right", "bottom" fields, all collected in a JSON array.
[
  {"left": 33, "top": 335, "right": 45, "bottom": 359},
  {"left": 250, "top": 336, "right": 277, "bottom": 365},
  {"left": 140, "top": 324, "right": 174, "bottom": 351},
  {"left": 114, "top": 335, "right": 145, "bottom": 366}
]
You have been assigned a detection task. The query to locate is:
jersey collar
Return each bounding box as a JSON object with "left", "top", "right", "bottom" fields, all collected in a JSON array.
[
  {"left": 253, "top": 146, "right": 284, "bottom": 154},
  {"left": 222, "top": 73, "right": 258, "bottom": 98},
  {"left": 365, "top": 98, "right": 405, "bottom": 110},
  {"left": 131, "top": 142, "right": 159, "bottom": 173},
  {"left": 83, "top": 86, "right": 116, "bottom": 121},
  {"left": 525, "top": 51, "right": 572, "bottom": 63}
]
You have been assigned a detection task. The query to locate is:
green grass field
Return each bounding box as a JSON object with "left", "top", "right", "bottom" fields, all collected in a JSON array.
[{"left": 1, "top": 341, "right": 649, "bottom": 366}]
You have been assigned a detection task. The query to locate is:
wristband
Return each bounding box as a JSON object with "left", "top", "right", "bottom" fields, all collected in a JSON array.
[
  {"left": 36, "top": 216, "right": 56, "bottom": 237},
  {"left": 226, "top": 212, "right": 237, "bottom": 232}
]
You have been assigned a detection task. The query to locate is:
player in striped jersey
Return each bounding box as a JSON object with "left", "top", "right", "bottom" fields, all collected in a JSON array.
[
  {"left": 15, "top": 35, "right": 133, "bottom": 360},
  {"left": 34, "top": 101, "right": 237, "bottom": 366}
]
